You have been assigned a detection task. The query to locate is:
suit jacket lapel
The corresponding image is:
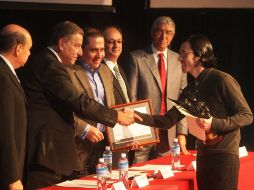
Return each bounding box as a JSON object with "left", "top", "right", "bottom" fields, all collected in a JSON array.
[
  {"left": 10, "top": 74, "right": 27, "bottom": 102},
  {"left": 99, "top": 65, "right": 114, "bottom": 106},
  {"left": 0, "top": 59, "right": 27, "bottom": 103},
  {"left": 166, "top": 49, "right": 177, "bottom": 93},
  {"left": 74, "top": 67, "right": 94, "bottom": 99},
  {"left": 101, "top": 60, "right": 129, "bottom": 103},
  {"left": 101, "top": 60, "right": 128, "bottom": 104},
  {"left": 144, "top": 46, "right": 162, "bottom": 92}
]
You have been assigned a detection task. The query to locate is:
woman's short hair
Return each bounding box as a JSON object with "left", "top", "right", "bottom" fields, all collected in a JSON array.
[{"left": 185, "top": 34, "right": 217, "bottom": 68}]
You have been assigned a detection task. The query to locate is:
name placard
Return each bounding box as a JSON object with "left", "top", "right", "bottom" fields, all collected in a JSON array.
[
  {"left": 131, "top": 174, "right": 149, "bottom": 188},
  {"left": 111, "top": 181, "right": 126, "bottom": 190},
  {"left": 187, "top": 161, "right": 197, "bottom": 171},
  {"left": 239, "top": 146, "right": 248, "bottom": 158},
  {"left": 154, "top": 166, "right": 174, "bottom": 179}
]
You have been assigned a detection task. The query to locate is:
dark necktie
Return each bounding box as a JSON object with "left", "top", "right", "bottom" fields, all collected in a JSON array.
[
  {"left": 113, "top": 64, "right": 130, "bottom": 103},
  {"left": 157, "top": 53, "right": 170, "bottom": 153}
]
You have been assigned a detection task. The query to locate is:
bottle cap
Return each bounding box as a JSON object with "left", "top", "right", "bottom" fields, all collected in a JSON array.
[
  {"left": 121, "top": 153, "right": 126, "bottom": 158},
  {"left": 105, "top": 146, "right": 110, "bottom": 151},
  {"left": 99, "top": 158, "right": 104, "bottom": 163},
  {"left": 174, "top": 138, "right": 178, "bottom": 142}
]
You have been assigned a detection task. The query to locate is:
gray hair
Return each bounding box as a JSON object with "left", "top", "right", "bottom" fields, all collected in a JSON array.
[
  {"left": 49, "top": 21, "right": 84, "bottom": 46},
  {"left": 151, "top": 16, "right": 176, "bottom": 33}
]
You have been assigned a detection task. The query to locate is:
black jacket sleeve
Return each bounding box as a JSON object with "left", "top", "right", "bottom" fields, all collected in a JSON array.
[{"left": 135, "top": 106, "right": 185, "bottom": 129}]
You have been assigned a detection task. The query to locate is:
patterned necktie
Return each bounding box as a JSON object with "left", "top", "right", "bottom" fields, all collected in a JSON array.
[{"left": 113, "top": 64, "right": 130, "bottom": 103}]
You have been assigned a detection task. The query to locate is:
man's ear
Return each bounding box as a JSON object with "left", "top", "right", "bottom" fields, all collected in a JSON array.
[
  {"left": 58, "top": 38, "right": 65, "bottom": 51},
  {"left": 14, "top": 44, "right": 23, "bottom": 57}
]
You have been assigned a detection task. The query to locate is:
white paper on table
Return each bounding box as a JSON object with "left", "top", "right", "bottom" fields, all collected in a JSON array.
[
  {"left": 56, "top": 180, "right": 96, "bottom": 188},
  {"left": 56, "top": 181, "right": 76, "bottom": 187},
  {"left": 170, "top": 101, "right": 206, "bottom": 141},
  {"left": 130, "top": 164, "right": 183, "bottom": 173},
  {"left": 109, "top": 170, "right": 147, "bottom": 179},
  {"left": 112, "top": 106, "right": 152, "bottom": 143},
  {"left": 56, "top": 180, "right": 114, "bottom": 188},
  {"left": 130, "top": 164, "right": 171, "bottom": 171}
]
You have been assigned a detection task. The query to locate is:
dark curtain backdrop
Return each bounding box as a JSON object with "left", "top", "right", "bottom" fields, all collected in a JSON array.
[{"left": 1, "top": 0, "right": 253, "bottom": 150}]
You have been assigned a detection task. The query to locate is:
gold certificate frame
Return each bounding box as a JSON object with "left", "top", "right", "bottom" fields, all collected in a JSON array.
[{"left": 107, "top": 99, "right": 159, "bottom": 151}]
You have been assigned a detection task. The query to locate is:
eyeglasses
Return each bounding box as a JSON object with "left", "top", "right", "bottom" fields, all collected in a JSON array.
[{"left": 105, "top": 40, "right": 123, "bottom": 45}]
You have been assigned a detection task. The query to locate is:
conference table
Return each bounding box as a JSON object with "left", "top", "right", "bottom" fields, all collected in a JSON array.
[{"left": 40, "top": 151, "right": 254, "bottom": 190}]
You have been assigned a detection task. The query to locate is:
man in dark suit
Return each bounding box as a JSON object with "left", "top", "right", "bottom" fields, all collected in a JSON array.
[
  {"left": 0, "top": 24, "right": 32, "bottom": 190},
  {"left": 66, "top": 29, "right": 116, "bottom": 176},
  {"left": 22, "top": 21, "right": 139, "bottom": 190},
  {"left": 102, "top": 26, "right": 135, "bottom": 166},
  {"left": 129, "top": 16, "right": 189, "bottom": 163},
  {"left": 103, "top": 26, "right": 130, "bottom": 105}
]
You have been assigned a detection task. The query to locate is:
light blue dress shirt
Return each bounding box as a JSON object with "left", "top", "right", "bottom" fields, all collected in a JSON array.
[{"left": 80, "top": 62, "right": 106, "bottom": 139}]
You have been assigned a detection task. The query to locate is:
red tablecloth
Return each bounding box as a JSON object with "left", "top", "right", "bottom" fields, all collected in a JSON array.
[
  {"left": 238, "top": 152, "right": 254, "bottom": 190},
  {"left": 40, "top": 151, "right": 254, "bottom": 190}
]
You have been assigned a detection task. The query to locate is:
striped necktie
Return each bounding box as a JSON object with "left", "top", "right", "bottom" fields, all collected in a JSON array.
[{"left": 113, "top": 64, "right": 130, "bottom": 103}]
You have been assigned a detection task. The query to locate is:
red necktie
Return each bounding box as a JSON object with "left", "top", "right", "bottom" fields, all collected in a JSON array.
[
  {"left": 158, "top": 53, "right": 166, "bottom": 115},
  {"left": 157, "top": 53, "right": 170, "bottom": 153}
]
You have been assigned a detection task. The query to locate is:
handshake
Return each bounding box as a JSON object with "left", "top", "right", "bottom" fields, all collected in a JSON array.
[
  {"left": 116, "top": 105, "right": 185, "bottom": 131},
  {"left": 117, "top": 108, "right": 143, "bottom": 126}
]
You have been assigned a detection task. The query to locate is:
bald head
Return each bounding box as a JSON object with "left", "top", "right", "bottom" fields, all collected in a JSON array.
[
  {"left": 0, "top": 24, "right": 31, "bottom": 52},
  {"left": 0, "top": 24, "right": 32, "bottom": 69},
  {"left": 1, "top": 24, "right": 30, "bottom": 35}
]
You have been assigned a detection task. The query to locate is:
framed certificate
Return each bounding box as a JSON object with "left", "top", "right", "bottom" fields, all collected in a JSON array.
[{"left": 107, "top": 99, "right": 159, "bottom": 151}]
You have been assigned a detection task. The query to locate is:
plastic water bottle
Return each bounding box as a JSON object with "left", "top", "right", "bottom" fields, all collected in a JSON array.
[
  {"left": 171, "top": 138, "right": 181, "bottom": 170},
  {"left": 96, "top": 158, "right": 107, "bottom": 190},
  {"left": 103, "top": 146, "right": 112, "bottom": 178},
  {"left": 118, "top": 153, "right": 129, "bottom": 188}
]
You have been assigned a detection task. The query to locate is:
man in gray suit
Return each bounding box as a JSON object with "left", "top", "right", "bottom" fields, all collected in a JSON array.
[{"left": 129, "top": 16, "right": 189, "bottom": 163}]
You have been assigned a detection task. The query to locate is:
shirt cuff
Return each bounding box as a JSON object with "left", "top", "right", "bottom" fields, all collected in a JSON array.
[
  {"left": 97, "top": 123, "right": 105, "bottom": 132},
  {"left": 80, "top": 124, "right": 91, "bottom": 140}
]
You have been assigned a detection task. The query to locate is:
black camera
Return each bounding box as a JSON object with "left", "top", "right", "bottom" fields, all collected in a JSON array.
[{"left": 172, "top": 87, "right": 211, "bottom": 119}]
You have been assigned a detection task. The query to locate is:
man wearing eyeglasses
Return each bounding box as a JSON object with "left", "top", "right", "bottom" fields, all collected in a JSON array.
[
  {"left": 128, "top": 16, "right": 189, "bottom": 163},
  {"left": 103, "top": 26, "right": 130, "bottom": 107},
  {"left": 102, "top": 26, "right": 137, "bottom": 166}
]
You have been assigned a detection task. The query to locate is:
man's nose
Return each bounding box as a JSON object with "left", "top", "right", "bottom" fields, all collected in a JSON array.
[{"left": 78, "top": 48, "right": 83, "bottom": 56}]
